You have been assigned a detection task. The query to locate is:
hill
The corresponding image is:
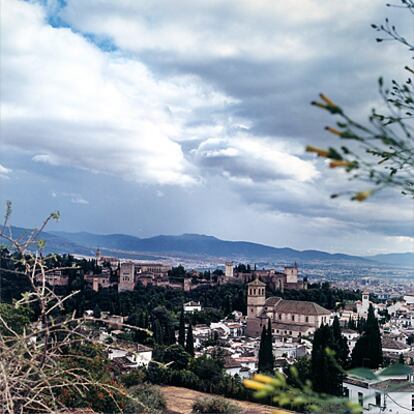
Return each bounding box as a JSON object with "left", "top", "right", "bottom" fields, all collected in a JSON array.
[{"left": 2, "top": 226, "right": 411, "bottom": 267}]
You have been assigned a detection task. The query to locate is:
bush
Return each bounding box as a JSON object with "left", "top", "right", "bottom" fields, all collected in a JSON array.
[
  {"left": 192, "top": 396, "right": 241, "bottom": 414},
  {"left": 119, "top": 368, "right": 146, "bottom": 387},
  {"left": 124, "top": 385, "right": 166, "bottom": 414}
]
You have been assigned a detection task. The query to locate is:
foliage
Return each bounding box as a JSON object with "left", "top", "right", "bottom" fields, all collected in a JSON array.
[
  {"left": 307, "top": 0, "right": 414, "bottom": 200},
  {"left": 192, "top": 396, "right": 241, "bottom": 414},
  {"left": 283, "top": 357, "right": 311, "bottom": 388},
  {"left": 258, "top": 319, "right": 274, "bottom": 373},
  {"left": 311, "top": 325, "right": 345, "bottom": 396},
  {"left": 178, "top": 307, "right": 186, "bottom": 347},
  {"left": 0, "top": 303, "right": 31, "bottom": 335},
  {"left": 244, "top": 373, "right": 361, "bottom": 414},
  {"left": 160, "top": 344, "right": 191, "bottom": 370},
  {"left": 124, "top": 385, "right": 166, "bottom": 414},
  {"left": 351, "top": 304, "right": 383, "bottom": 368},
  {"left": 186, "top": 322, "right": 195, "bottom": 356}
]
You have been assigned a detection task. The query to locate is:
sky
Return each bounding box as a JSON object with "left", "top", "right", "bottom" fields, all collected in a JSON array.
[{"left": 1, "top": 0, "right": 413, "bottom": 255}]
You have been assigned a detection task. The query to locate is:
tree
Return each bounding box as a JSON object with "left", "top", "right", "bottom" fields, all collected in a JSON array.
[
  {"left": 163, "top": 344, "right": 191, "bottom": 370},
  {"left": 178, "top": 308, "right": 186, "bottom": 347},
  {"left": 331, "top": 315, "right": 350, "bottom": 368},
  {"left": 93, "top": 303, "right": 101, "bottom": 319},
  {"left": 185, "top": 322, "right": 195, "bottom": 356},
  {"left": 311, "top": 324, "right": 344, "bottom": 396},
  {"left": 284, "top": 357, "right": 312, "bottom": 388},
  {"left": 257, "top": 319, "right": 274, "bottom": 373},
  {"left": 351, "top": 304, "right": 383, "bottom": 369},
  {"left": 307, "top": 1, "right": 414, "bottom": 200}
]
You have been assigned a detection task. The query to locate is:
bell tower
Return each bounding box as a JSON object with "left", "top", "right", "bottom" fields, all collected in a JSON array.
[{"left": 247, "top": 277, "right": 266, "bottom": 319}]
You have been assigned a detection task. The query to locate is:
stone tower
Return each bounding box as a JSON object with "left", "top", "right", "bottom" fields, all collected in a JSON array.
[
  {"left": 362, "top": 291, "right": 370, "bottom": 313},
  {"left": 246, "top": 277, "right": 266, "bottom": 336},
  {"left": 225, "top": 261, "right": 234, "bottom": 279},
  {"left": 247, "top": 277, "right": 266, "bottom": 319},
  {"left": 284, "top": 265, "right": 298, "bottom": 284}
]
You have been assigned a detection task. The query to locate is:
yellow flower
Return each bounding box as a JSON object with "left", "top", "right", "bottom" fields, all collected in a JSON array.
[
  {"left": 306, "top": 145, "right": 329, "bottom": 157},
  {"left": 253, "top": 373, "right": 275, "bottom": 384},
  {"left": 329, "top": 160, "right": 353, "bottom": 168},
  {"left": 319, "top": 93, "right": 337, "bottom": 107},
  {"left": 352, "top": 190, "right": 374, "bottom": 201},
  {"left": 325, "top": 126, "right": 343, "bottom": 137},
  {"left": 243, "top": 379, "right": 268, "bottom": 391}
]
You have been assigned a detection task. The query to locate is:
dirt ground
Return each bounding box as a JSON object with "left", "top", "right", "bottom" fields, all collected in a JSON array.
[{"left": 160, "top": 385, "right": 293, "bottom": 414}]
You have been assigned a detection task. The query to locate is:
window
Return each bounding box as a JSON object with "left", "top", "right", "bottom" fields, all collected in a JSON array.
[
  {"left": 305, "top": 316, "right": 309, "bottom": 323},
  {"left": 343, "top": 387, "right": 349, "bottom": 398},
  {"left": 358, "top": 392, "right": 363, "bottom": 407},
  {"left": 278, "top": 314, "right": 282, "bottom": 320},
  {"left": 412, "top": 394, "right": 414, "bottom": 411},
  {"left": 375, "top": 392, "right": 381, "bottom": 407},
  {"left": 291, "top": 315, "right": 295, "bottom": 321}
]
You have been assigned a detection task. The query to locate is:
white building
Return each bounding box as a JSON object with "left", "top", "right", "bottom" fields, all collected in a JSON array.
[
  {"left": 183, "top": 301, "right": 202, "bottom": 313},
  {"left": 108, "top": 343, "right": 152, "bottom": 369},
  {"left": 343, "top": 365, "right": 414, "bottom": 413}
]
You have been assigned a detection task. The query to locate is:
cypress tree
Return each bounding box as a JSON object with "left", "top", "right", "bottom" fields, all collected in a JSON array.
[
  {"left": 311, "top": 324, "right": 344, "bottom": 396},
  {"left": 351, "top": 304, "right": 383, "bottom": 369},
  {"left": 332, "top": 315, "right": 349, "bottom": 368},
  {"left": 153, "top": 319, "right": 164, "bottom": 344},
  {"left": 93, "top": 303, "right": 101, "bottom": 319},
  {"left": 178, "top": 308, "right": 186, "bottom": 347},
  {"left": 258, "top": 325, "right": 268, "bottom": 373},
  {"left": 258, "top": 320, "right": 274, "bottom": 373},
  {"left": 266, "top": 318, "right": 274, "bottom": 373},
  {"left": 185, "top": 323, "right": 194, "bottom": 356}
]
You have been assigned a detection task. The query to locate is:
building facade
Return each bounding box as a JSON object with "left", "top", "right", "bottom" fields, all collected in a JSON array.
[{"left": 246, "top": 278, "right": 331, "bottom": 338}]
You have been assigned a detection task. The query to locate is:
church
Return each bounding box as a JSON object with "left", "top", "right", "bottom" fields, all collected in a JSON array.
[{"left": 246, "top": 278, "right": 331, "bottom": 339}]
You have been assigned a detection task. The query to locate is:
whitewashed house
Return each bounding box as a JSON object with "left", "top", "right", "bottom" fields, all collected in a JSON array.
[
  {"left": 184, "top": 301, "right": 202, "bottom": 313},
  {"left": 343, "top": 364, "right": 414, "bottom": 413}
]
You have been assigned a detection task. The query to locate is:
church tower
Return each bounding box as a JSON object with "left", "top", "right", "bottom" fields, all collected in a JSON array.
[
  {"left": 246, "top": 277, "right": 266, "bottom": 337},
  {"left": 247, "top": 277, "right": 266, "bottom": 319}
]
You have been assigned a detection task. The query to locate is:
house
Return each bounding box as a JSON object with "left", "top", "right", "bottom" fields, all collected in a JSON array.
[
  {"left": 343, "top": 364, "right": 414, "bottom": 413},
  {"left": 342, "top": 329, "right": 360, "bottom": 351},
  {"left": 382, "top": 335, "right": 411, "bottom": 356},
  {"left": 246, "top": 278, "right": 331, "bottom": 338},
  {"left": 184, "top": 301, "right": 202, "bottom": 313},
  {"left": 108, "top": 342, "right": 152, "bottom": 369}
]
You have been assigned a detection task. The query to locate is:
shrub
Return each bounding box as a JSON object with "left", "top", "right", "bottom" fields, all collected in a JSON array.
[
  {"left": 192, "top": 396, "right": 241, "bottom": 414},
  {"left": 124, "top": 384, "right": 166, "bottom": 414}
]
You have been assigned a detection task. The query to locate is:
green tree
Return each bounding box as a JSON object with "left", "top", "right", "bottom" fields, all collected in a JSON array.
[
  {"left": 0, "top": 303, "right": 31, "bottom": 335},
  {"left": 284, "top": 357, "right": 312, "bottom": 388},
  {"left": 186, "top": 322, "right": 195, "bottom": 356},
  {"left": 178, "top": 308, "right": 186, "bottom": 347},
  {"left": 351, "top": 304, "right": 383, "bottom": 369},
  {"left": 311, "top": 324, "right": 344, "bottom": 396},
  {"left": 93, "top": 303, "right": 101, "bottom": 319},
  {"left": 163, "top": 344, "right": 191, "bottom": 370},
  {"left": 331, "top": 315, "right": 350, "bottom": 368},
  {"left": 258, "top": 320, "right": 274, "bottom": 373}
]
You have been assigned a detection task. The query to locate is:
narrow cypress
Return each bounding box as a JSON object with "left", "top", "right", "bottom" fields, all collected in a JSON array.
[{"left": 178, "top": 308, "right": 186, "bottom": 347}]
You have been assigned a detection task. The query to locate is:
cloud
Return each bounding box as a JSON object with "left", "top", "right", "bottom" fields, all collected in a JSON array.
[
  {"left": 61, "top": 192, "right": 89, "bottom": 205},
  {"left": 1, "top": 0, "right": 236, "bottom": 186},
  {"left": 1, "top": 0, "right": 412, "bottom": 255},
  {"left": 32, "top": 154, "right": 62, "bottom": 166},
  {"left": 192, "top": 135, "right": 319, "bottom": 183},
  {"left": 0, "top": 164, "right": 12, "bottom": 179}
]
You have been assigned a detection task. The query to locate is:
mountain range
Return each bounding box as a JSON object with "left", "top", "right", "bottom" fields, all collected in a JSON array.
[{"left": 2, "top": 226, "right": 413, "bottom": 267}]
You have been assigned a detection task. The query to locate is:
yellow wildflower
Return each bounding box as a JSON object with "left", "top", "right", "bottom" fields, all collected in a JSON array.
[{"left": 306, "top": 145, "right": 329, "bottom": 157}]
